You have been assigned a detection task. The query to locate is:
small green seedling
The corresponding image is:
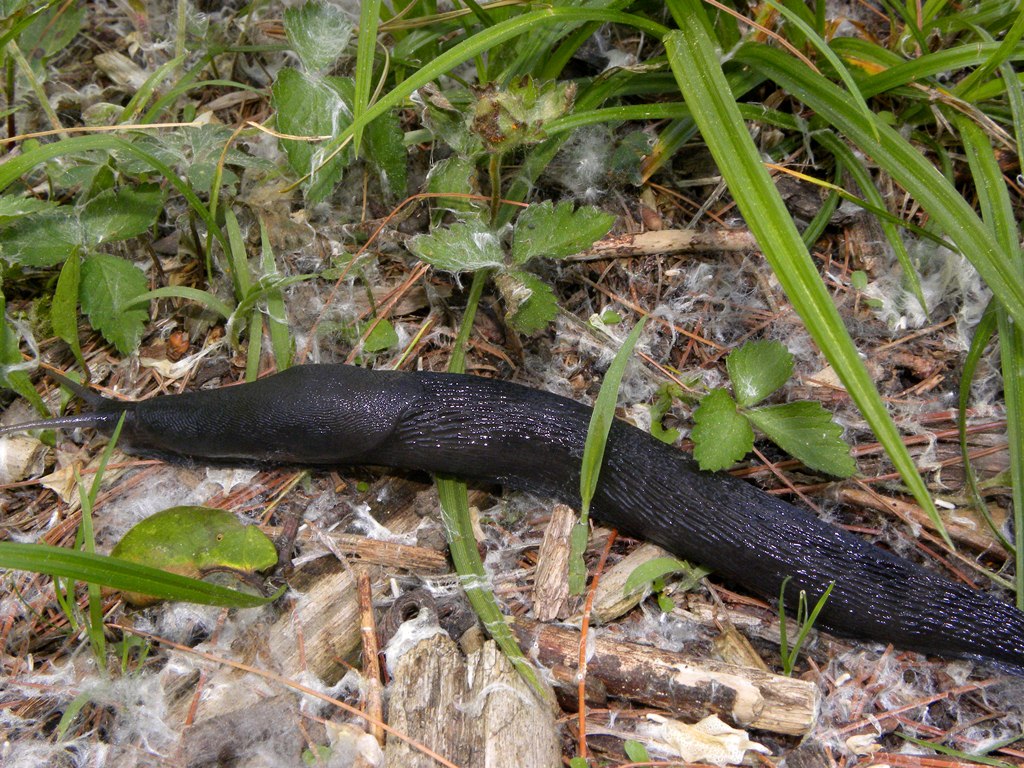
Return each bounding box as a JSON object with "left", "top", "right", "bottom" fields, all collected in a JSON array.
[
  {"left": 778, "top": 576, "right": 834, "bottom": 676},
  {"left": 623, "top": 555, "right": 712, "bottom": 612},
  {"left": 691, "top": 339, "right": 856, "bottom": 477},
  {"left": 111, "top": 506, "right": 278, "bottom": 606}
]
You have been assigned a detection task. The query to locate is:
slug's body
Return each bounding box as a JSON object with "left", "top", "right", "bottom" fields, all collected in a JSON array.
[{"left": 6, "top": 364, "right": 1024, "bottom": 674}]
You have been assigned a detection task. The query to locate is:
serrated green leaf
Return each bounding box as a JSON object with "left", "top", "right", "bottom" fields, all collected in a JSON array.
[
  {"left": 363, "top": 318, "right": 398, "bottom": 352},
  {"left": 511, "top": 200, "right": 615, "bottom": 264},
  {"left": 271, "top": 68, "right": 353, "bottom": 199},
  {"left": 0, "top": 210, "right": 81, "bottom": 267},
  {"left": 52, "top": 254, "right": 84, "bottom": 370},
  {"left": 691, "top": 388, "right": 754, "bottom": 472},
  {"left": 495, "top": 270, "right": 558, "bottom": 334},
  {"left": 746, "top": 401, "right": 856, "bottom": 477},
  {"left": 81, "top": 183, "right": 164, "bottom": 245},
  {"left": 727, "top": 339, "right": 794, "bottom": 407},
  {"left": 284, "top": 0, "right": 353, "bottom": 73},
  {"left": 364, "top": 109, "right": 408, "bottom": 198},
  {"left": 80, "top": 253, "right": 149, "bottom": 355},
  {"left": 408, "top": 218, "right": 504, "bottom": 272}
]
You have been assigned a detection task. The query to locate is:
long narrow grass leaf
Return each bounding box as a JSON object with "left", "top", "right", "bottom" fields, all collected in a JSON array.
[
  {"left": 353, "top": 0, "right": 383, "bottom": 153},
  {"left": 0, "top": 544, "right": 277, "bottom": 607},
  {"left": 735, "top": 43, "right": 1024, "bottom": 340},
  {"left": 956, "top": 113, "right": 1024, "bottom": 606},
  {"left": 664, "top": 9, "right": 951, "bottom": 546}
]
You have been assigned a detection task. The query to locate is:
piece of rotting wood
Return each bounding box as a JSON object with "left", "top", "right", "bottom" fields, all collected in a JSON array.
[
  {"left": 533, "top": 503, "right": 576, "bottom": 621},
  {"left": 512, "top": 617, "right": 819, "bottom": 736},
  {"left": 385, "top": 634, "right": 560, "bottom": 768},
  {"left": 571, "top": 228, "right": 758, "bottom": 261}
]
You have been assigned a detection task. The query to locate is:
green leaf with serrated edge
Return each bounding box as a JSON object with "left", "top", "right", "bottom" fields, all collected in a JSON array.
[
  {"left": 271, "top": 69, "right": 353, "bottom": 198},
  {"left": 747, "top": 401, "right": 856, "bottom": 478},
  {"left": 691, "top": 388, "right": 754, "bottom": 472},
  {"left": 511, "top": 200, "right": 614, "bottom": 264},
  {"left": 364, "top": 108, "right": 408, "bottom": 198},
  {"left": 0, "top": 210, "right": 80, "bottom": 267},
  {"left": 284, "top": 0, "right": 352, "bottom": 73},
  {"left": 408, "top": 218, "right": 504, "bottom": 272},
  {"left": 81, "top": 183, "right": 164, "bottom": 245},
  {"left": 80, "top": 253, "right": 149, "bottom": 355},
  {"left": 363, "top": 318, "right": 398, "bottom": 352},
  {"left": 623, "top": 556, "right": 692, "bottom": 596},
  {"left": 727, "top": 339, "right": 794, "bottom": 407},
  {"left": 496, "top": 270, "right": 558, "bottom": 334},
  {"left": 52, "top": 253, "right": 85, "bottom": 371}
]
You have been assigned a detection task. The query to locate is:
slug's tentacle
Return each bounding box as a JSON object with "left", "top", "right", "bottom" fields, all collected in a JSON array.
[{"left": 3, "top": 363, "right": 1023, "bottom": 674}]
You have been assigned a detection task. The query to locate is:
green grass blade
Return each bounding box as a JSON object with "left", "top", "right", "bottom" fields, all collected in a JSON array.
[
  {"left": 664, "top": 7, "right": 952, "bottom": 546},
  {"left": 579, "top": 319, "right": 646, "bottom": 520},
  {"left": 0, "top": 543, "right": 277, "bottom": 607},
  {"left": 766, "top": 0, "right": 879, "bottom": 140},
  {"left": 735, "top": 43, "right": 1024, "bottom": 336},
  {"left": 956, "top": 113, "right": 1024, "bottom": 606},
  {"left": 353, "top": 0, "right": 383, "bottom": 154}
]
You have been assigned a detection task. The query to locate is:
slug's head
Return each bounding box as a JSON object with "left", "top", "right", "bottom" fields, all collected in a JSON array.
[{"left": 0, "top": 375, "right": 135, "bottom": 442}]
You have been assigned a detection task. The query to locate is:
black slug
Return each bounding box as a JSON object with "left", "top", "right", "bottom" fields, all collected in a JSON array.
[{"left": 3, "top": 363, "right": 1023, "bottom": 674}]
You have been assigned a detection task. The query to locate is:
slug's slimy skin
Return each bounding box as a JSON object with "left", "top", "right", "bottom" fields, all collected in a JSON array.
[{"left": 5, "top": 363, "right": 1024, "bottom": 674}]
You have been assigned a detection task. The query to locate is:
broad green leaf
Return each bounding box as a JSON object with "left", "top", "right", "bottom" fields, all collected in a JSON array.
[
  {"left": 80, "top": 253, "right": 149, "bottom": 355},
  {"left": 81, "top": 183, "right": 164, "bottom": 245},
  {"left": 271, "top": 68, "right": 353, "bottom": 198},
  {"left": 425, "top": 156, "right": 480, "bottom": 217},
  {"left": 408, "top": 218, "right": 504, "bottom": 272},
  {"left": 111, "top": 506, "right": 277, "bottom": 606},
  {"left": 0, "top": 210, "right": 80, "bottom": 267},
  {"left": 52, "top": 254, "right": 85, "bottom": 371},
  {"left": 511, "top": 200, "right": 615, "bottom": 264},
  {"left": 691, "top": 388, "right": 754, "bottom": 472},
  {"left": 747, "top": 402, "right": 856, "bottom": 478},
  {"left": 624, "top": 741, "right": 651, "bottom": 763},
  {"left": 363, "top": 318, "right": 398, "bottom": 352},
  {"left": 495, "top": 270, "right": 559, "bottom": 334},
  {"left": 284, "top": 0, "right": 353, "bottom": 73},
  {"left": 364, "top": 108, "right": 408, "bottom": 198},
  {"left": 0, "top": 195, "right": 55, "bottom": 226},
  {"left": 727, "top": 340, "right": 794, "bottom": 407}
]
